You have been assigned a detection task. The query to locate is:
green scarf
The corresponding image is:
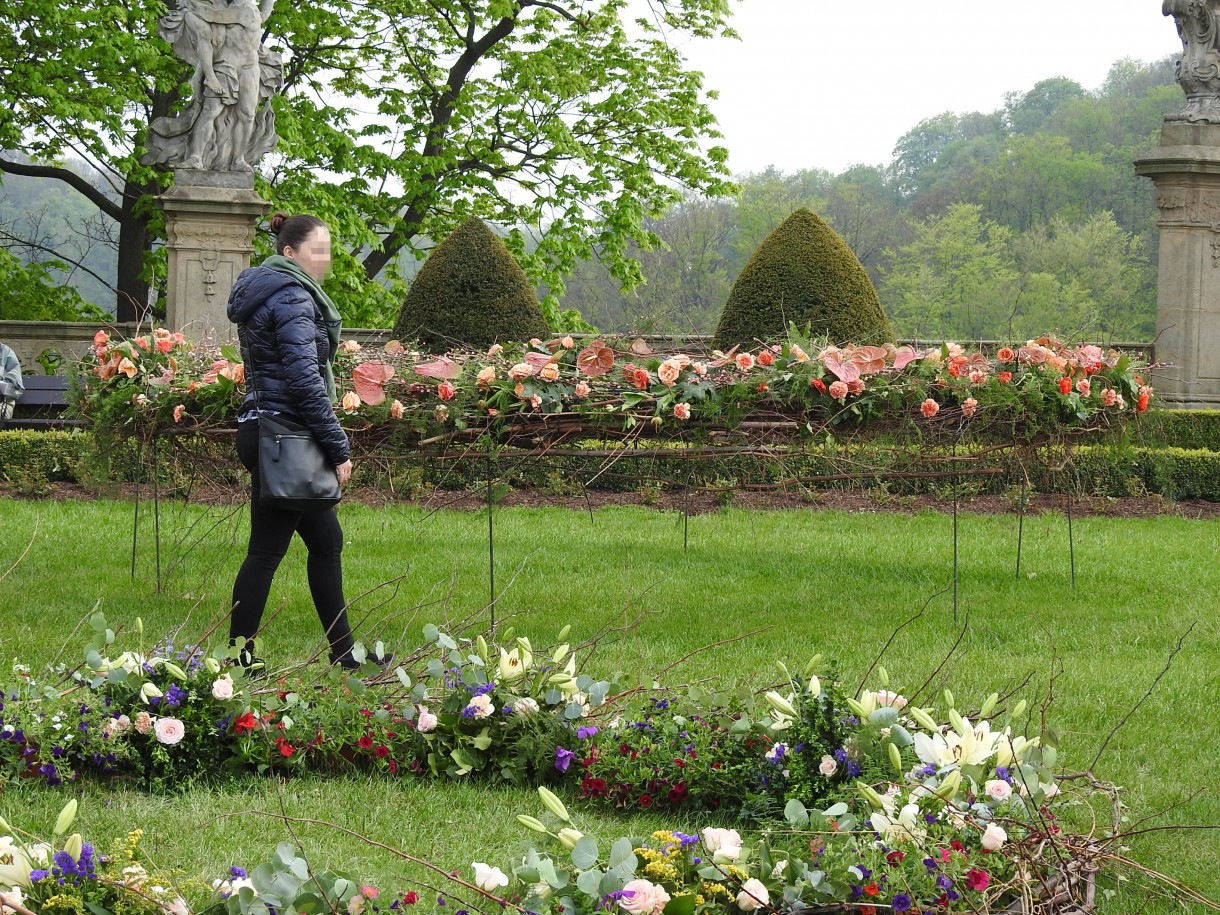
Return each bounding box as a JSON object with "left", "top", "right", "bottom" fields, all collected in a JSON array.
[{"left": 263, "top": 254, "right": 343, "bottom": 401}]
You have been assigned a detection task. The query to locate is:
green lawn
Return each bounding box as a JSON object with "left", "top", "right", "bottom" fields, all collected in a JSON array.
[{"left": 0, "top": 497, "right": 1217, "bottom": 912}]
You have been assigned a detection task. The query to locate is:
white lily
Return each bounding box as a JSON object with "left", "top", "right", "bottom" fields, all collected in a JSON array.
[
  {"left": 913, "top": 717, "right": 1002, "bottom": 769},
  {"left": 497, "top": 647, "right": 531, "bottom": 682},
  {"left": 870, "top": 802, "right": 926, "bottom": 844}
]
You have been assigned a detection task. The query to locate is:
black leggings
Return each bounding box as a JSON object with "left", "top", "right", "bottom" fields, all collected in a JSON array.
[{"left": 230, "top": 420, "right": 355, "bottom": 659}]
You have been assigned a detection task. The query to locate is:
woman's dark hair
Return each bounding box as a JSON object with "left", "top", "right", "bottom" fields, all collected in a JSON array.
[{"left": 270, "top": 212, "right": 328, "bottom": 254}]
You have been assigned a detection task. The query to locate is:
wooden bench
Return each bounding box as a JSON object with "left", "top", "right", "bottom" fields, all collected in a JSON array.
[{"left": 3, "top": 375, "right": 85, "bottom": 430}]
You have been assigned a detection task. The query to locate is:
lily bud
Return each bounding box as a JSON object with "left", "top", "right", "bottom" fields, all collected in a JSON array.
[
  {"left": 64, "top": 834, "right": 83, "bottom": 861},
  {"left": 552, "top": 644, "right": 569, "bottom": 665},
  {"left": 806, "top": 675, "right": 821, "bottom": 697},
  {"left": 979, "top": 692, "right": 999, "bottom": 719},
  {"left": 476, "top": 635, "right": 490, "bottom": 663},
  {"left": 1011, "top": 699, "right": 1027, "bottom": 720},
  {"left": 557, "top": 828, "right": 584, "bottom": 850},
  {"left": 764, "top": 691, "right": 797, "bottom": 719},
  {"left": 162, "top": 662, "right": 187, "bottom": 680},
  {"left": 802, "top": 653, "right": 823, "bottom": 677},
  {"left": 855, "top": 782, "right": 886, "bottom": 810},
  {"left": 878, "top": 666, "right": 889, "bottom": 688},
  {"left": 888, "top": 743, "right": 904, "bottom": 777},
  {"left": 948, "top": 708, "right": 967, "bottom": 735},
  {"left": 907, "top": 706, "right": 939, "bottom": 732},
  {"left": 934, "top": 770, "right": 962, "bottom": 802},
  {"left": 547, "top": 673, "right": 574, "bottom": 687},
  {"left": 845, "top": 697, "right": 867, "bottom": 719},
  {"left": 517, "top": 815, "right": 549, "bottom": 833},
  {"left": 557, "top": 624, "right": 571, "bottom": 641},
  {"left": 0, "top": 816, "right": 9, "bottom": 833},
  {"left": 54, "top": 799, "right": 78, "bottom": 835},
  {"left": 204, "top": 657, "right": 222, "bottom": 674},
  {"left": 537, "top": 787, "right": 570, "bottom": 822},
  {"left": 140, "top": 682, "right": 163, "bottom": 703},
  {"left": 943, "top": 689, "right": 955, "bottom": 708},
  {"left": 501, "top": 627, "right": 515, "bottom": 642},
  {"left": 135, "top": 617, "right": 144, "bottom": 636}
]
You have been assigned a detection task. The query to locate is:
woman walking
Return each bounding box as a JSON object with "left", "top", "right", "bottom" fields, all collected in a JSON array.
[{"left": 226, "top": 212, "right": 387, "bottom": 672}]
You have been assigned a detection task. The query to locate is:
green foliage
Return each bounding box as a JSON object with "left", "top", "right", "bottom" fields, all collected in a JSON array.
[
  {"left": 0, "top": 248, "right": 110, "bottom": 321},
  {"left": 713, "top": 208, "right": 893, "bottom": 349},
  {"left": 1135, "top": 409, "right": 1220, "bottom": 451},
  {"left": 392, "top": 218, "right": 550, "bottom": 350},
  {"left": 0, "top": 429, "right": 90, "bottom": 483}
]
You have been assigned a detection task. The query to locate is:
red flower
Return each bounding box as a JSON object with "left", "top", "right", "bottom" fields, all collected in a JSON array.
[
  {"left": 885, "top": 850, "right": 905, "bottom": 866},
  {"left": 1058, "top": 377, "right": 1072, "bottom": 395},
  {"left": 711, "top": 761, "right": 722, "bottom": 770},
  {"left": 947, "top": 362, "right": 962, "bottom": 378},
  {"left": 620, "top": 743, "right": 631, "bottom": 755},
  {"left": 359, "top": 709, "right": 373, "bottom": 717},
  {"left": 358, "top": 735, "right": 374, "bottom": 749},
  {"left": 950, "top": 840, "right": 965, "bottom": 853},
  {"left": 1138, "top": 392, "right": 1150, "bottom": 413},
  {"left": 673, "top": 758, "right": 687, "bottom": 767},
  {"left": 668, "top": 781, "right": 689, "bottom": 804},
  {"left": 965, "top": 868, "right": 990, "bottom": 891},
  {"left": 998, "top": 371, "right": 1013, "bottom": 384},
  {"left": 811, "top": 378, "right": 827, "bottom": 394},
  {"left": 756, "top": 382, "right": 768, "bottom": 393},
  {"left": 402, "top": 892, "right": 419, "bottom": 905},
  {"left": 863, "top": 883, "right": 879, "bottom": 897},
  {"left": 233, "top": 712, "right": 258, "bottom": 735},
  {"left": 688, "top": 750, "right": 698, "bottom": 759},
  {"left": 375, "top": 744, "right": 390, "bottom": 758},
  {"left": 860, "top": 908, "right": 877, "bottom": 915},
  {"left": 275, "top": 738, "right": 296, "bottom": 758},
  {"left": 638, "top": 794, "right": 653, "bottom": 808}
]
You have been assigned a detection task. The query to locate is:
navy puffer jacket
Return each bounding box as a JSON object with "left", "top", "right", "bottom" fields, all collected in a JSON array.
[{"left": 227, "top": 266, "right": 350, "bottom": 466}]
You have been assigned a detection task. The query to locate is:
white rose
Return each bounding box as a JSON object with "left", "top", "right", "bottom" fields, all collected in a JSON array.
[
  {"left": 736, "top": 879, "right": 769, "bottom": 912},
  {"left": 467, "top": 695, "right": 495, "bottom": 718},
  {"left": 701, "top": 827, "right": 742, "bottom": 854},
  {"left": 416, "top": 706, "right": 437, "bottom": 732},
  {"left": 512, "top": 698, "right": 539, "bottom": 715},
  {"left": 153, "top": 717, "right": 185, "bottom": 746},
  {"left": 619, "top": 879, "right": 670, "bottom": 915},
  {"left": 164, "top": 896, "right": 190, "bottom": 915},
  {"left": 818, "top": 754, "right": 838, "bottom": 776},
  {"left": 981, "top": 823, "right": 1007, "bottom": 851},
  {"left": 211, "top": 674, "right": 234, "bottom": 701},
  {"left": 472, "top": 862, "right": 509, "bottom": 893},
  {"left": 984, "top": 779, "right": 1012, "bottom": 804},
  {"left": 1041, "top": 781, "right": 1060, "bottom": 799}
]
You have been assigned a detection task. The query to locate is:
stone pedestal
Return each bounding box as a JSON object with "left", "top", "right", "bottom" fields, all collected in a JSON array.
[
  {"left": 157, "top": 171, "right": 270, "bottom": 344},
  {"left": 1136, "top": 123, "right": 1220, "bottom": 408}
]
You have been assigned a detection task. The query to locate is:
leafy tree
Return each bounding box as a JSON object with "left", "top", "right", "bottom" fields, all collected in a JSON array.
[
  {"left": 0, "top": 0, "right": 736, "bottom": 326},
  {"left": 1003, "top": 77, "right": 1086, "bottom": 135},
  {"left": 392, "top": 217, "right": 548, "bottom": 351},
  {"left": 713, "top": 208, "right": 893, "bottom": 349}
]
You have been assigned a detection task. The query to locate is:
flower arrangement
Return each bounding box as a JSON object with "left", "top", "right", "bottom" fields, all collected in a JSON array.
[{"left": 72, "top": 329, "right": 1154, "bottom": 448}]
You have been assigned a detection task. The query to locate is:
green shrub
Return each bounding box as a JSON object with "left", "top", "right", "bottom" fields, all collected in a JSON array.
[
  {"left": 0, "top": 429, "right": 91, "bottom": 483},
  {"left": 713, "top": 208, "right": 894, "bottom": 349},
  {"left": 392, "top": 217, "right": 549, "bottom": 351},
  {"left": 1132, "top": 408, "right": 1220, "bottom": 451}
]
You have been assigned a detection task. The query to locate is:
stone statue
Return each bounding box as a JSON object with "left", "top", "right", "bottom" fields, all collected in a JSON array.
[
  {"left": 1164, "top": 0, "right": 1220, "bottom": 123},
  {"left": 143, "top": 0, "right": 283, "bottom": 173}
]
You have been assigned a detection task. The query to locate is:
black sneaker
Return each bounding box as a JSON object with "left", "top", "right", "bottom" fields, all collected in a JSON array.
[{"left": 235, "top": 649, "right": 268, "bottom": 679}]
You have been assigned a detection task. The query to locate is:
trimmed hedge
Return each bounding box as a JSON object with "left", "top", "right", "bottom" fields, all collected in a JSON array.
[
  {"left": 1133, "top": 409, "right": 1220, "bottom": 452},
  {"left": 7, "top": 430, "right": 1220, "bottom": 502},
  {"left": 392, "top": 217, "right": 549, "bottom": 351},
  {"left": 713, "top": 208, "right": 894, "bottom": 349}
]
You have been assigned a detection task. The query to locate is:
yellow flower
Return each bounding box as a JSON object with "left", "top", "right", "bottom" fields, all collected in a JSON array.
[{"left": 644, "top": 860, "right": 678, "bottom": 882}]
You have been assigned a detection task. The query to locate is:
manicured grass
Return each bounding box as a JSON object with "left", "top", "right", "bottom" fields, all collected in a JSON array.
[{"left": 0, "top": 498, "right": 1217, "bottom": 912}]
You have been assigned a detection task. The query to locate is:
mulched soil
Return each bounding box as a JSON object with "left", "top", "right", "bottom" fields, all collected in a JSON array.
[{"left": 5, "top": 481, "right": 1220, "bottom": 520}]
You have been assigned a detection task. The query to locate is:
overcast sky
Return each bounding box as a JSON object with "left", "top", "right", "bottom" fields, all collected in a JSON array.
[{"left": 675, "top": 0, "right": 1182, "bottom": 175}]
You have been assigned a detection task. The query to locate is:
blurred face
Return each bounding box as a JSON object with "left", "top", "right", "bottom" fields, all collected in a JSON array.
[{"left": 283, "top": 226, "right": 332, "bottom": 282}]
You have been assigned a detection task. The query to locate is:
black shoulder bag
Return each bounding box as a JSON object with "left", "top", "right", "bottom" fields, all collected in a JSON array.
[{"left": 246, "top": 342, "right": 342, "bottom": 512}]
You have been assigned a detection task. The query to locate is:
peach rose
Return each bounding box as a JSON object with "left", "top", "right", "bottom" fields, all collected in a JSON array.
[
  {"left": 920, "top": 398, "right": 940, "bottom": 418},
  {"left": 574, "top": 381, "right": 591, "bottom": 397},
  {"left": 789, "top": 344, "right": 809, "bottom": 363},
  {"left": 476, "top": 366, "right": 496, "bottom": 386},
  {"left": 969, "top": 369, "right": 988, "bottom": 385},
  {"left": 561, "top": 336, "right": 575, "bottom": 349},
  {"left": 487, "top": 343, "right": 503, "bottom": 357},
  {"left": 1075, "top": 378, "right": 1091, "bottom": 397},
  {"left": 539, "top": 363, "right": 560, "bottom": 382},
  {"left": 173, "top": 405, "right": 187, "bottom": 423},
  {"left": 735, "top": 352, "right": 755, "bottom": 371},
  {"left": 508, "top": 363, "right": 534, "bottom": 381},
  {"left": 657, "top": 360, "right": 681, "bottom": 387},
  {"left": 339, "top": 340, "right": 363, "bottom": 354},
  {"left": 757, "top": 349, "right": 774, "bottom": 367},
  {"left": 673, "top": 402, "right": 691, "bottom": 420},
  {"left": 828, "top": 380, "right": 848, "bottom": 400},
  {"left": 996, "top": 347, "right": 1016, "bottom": 363},
  {"left": 437, "top": 381, "right": 456, "bottom": 401},
  {"left": 93, "top": 330, "right": 109, "bottom": 346},
  {"left": 389, "top": 399, "right": 404, "bottom": 419},
  {"left": 342, "top": 391, "right": 362, "bottom": 413},
  {"left": 962, "top": 397, "right": 978, "bottom": 418}
]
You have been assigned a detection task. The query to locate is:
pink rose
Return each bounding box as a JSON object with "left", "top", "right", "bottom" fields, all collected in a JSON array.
[
  {"left": 984, "top": 779, "right": 1012, "bottom": 803},
  {"left": 416, "top": 706, "right": 437, "bottom": 732},
  {"left": 921, "top": 398, "right": 940, "bottom": 418},
  {"left": 969, "top": 369, "right": 988, "bottom": 386},
  {"left": 1076, "top": 378, "right": 1091, "bottom": 397},
  {"left": 389, "top": 399, "right": 405, "bottom": 419},
  {"left": 736, "top": 879, "right": 769, "bottom": 912},
  {"left": 673, "top": 403, "right": 691, "bottom": 420},
  {"left": 574, "top": 381, "right": 590, "bottom": 397},
  {"left": 154, "top": 717, "right": 185, "bottom": 745},
  {"left": 619, "top": 880, "right": 670, "bottom": 915},
  {"left": 828, "top": 380, "right": 848, "bottom": 400},
  {"left": 962, "top": 397, "right": 978, "bottom": 418},
  {"left": 657, "top": 360, "right": 681, "bottom": 387},
  {"left": 437, "top": 381, "right": 456, "bottom": 401},
  {"left": 734, "top": 352, "right": 755, "bottom": 371},
  {"left": 173, "top": 405, "right": 186, "bottom": 423},
  {"left": 980, "top": 823, "right": 1007, "bottom": 851},
  {"left": 134, "top": 711, "right": 153, "bottom": 735},
  {"left": 487, "top": 344, "right": 503, "bottom": 357},
  {"left": 818, "top": 754, "right": 837, "bottom": 776}
]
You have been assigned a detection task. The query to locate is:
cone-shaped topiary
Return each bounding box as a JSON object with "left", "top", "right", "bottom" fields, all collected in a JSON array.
[
  {"left": 393, "top": 217, "right": 548, "bottom": 351},
  {"left": 713, "top": 208, "right": 894, "bottom": 349}
]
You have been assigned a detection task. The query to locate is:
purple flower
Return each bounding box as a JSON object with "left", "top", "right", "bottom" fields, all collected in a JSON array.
[
  {"left": 936, "top": 874, "right": 953, "bottom": 890},
  {"left": 554, "top": 747, "right": 576, "bottom": 772},
  {"left": 29, "top": 870, "right": 49, "bottom": 883},
  {"left": 577, "top": 726, "right": 599, "bottom": 740},
  {"left": 231, "top": 866, "right": 248, "bottom": 878},
  {"left": 892, "top": 894, "right": 913, "bottom": 912}
]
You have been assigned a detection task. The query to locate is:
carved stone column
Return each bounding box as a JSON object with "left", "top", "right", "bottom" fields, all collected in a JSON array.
[{"left": 157, "top": 172, "right": 270, "bottom": 343}]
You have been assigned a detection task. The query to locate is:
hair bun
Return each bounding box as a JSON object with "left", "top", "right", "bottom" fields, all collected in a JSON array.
[{"left": 269, "top": 211, "right": 291, "bottom": 234}]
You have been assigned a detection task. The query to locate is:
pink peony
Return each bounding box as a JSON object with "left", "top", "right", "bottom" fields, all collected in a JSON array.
[
  {"left": 619, "top": 879, "right": 670, "bottom": 915},
  {"left": 416, "top": 707, "right": 437, "bottom": 732},
  {"left": 673, "top": 402, "right": 691, "bottom": 420},
  {"left": 154, "top": 717, "right": 185, "bottom": 745},
  {"left": 828, "top": 380, "right": 848, "bottom": 400},
  {"left": 921, "top": 398, "right": 940, "bottom": 418}
]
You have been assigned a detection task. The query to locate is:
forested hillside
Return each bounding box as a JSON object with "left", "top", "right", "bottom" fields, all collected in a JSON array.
[{"left": 561, "top": 57, "right": 1180, "bottom": 342}]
